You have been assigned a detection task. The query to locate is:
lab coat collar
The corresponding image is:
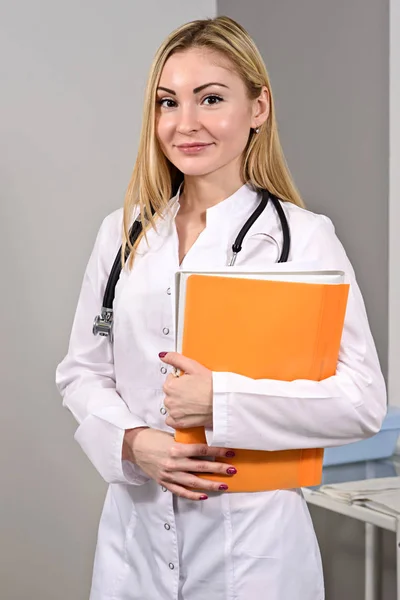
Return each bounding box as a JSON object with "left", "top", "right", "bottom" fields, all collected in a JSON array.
[{"left": 169, "top": 180, "right": 260, "bottom": 225}]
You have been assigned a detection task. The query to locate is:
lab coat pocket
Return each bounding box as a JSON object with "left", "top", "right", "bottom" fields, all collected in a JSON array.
[
  {"left": 91, "top": 486, "right": 138, "bottom": 597},
  {"left": 230, "top": 490, "right": 281, "bottom": 559},
  {"left": 112, "top": 485, "right": 138, "bottom": 545},
  {"left": 230, "top": 489, "right": 324, "bottom": 599}
]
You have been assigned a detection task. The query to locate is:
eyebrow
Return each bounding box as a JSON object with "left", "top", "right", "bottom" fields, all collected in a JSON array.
[{"left": 156, "top": 82, "right": 229, "bottom": 95}]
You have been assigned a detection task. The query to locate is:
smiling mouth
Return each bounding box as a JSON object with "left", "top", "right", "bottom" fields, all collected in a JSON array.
[
  {"left": 177, "top": 143, "right": 212, "bottom": 147},
  {"left": 176, "top": 143, "right": 213, "bottom": 153}
]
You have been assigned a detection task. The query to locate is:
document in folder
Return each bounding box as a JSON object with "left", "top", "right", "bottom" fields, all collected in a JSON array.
[{"left": 174, "top": 269, "right": 350, "bottom": 492}]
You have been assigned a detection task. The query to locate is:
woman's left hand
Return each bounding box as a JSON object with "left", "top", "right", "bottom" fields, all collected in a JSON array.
[{"left": 159, "top": 352, "right": 213, "bottom": 429}]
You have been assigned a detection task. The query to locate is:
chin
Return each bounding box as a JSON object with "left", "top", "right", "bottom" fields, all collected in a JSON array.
[
  {"left": 173, "top": 160, "right": 223, "bottom": 178},
  {"left": 178, "top": 167, "right": 220, "bottom": 177}
]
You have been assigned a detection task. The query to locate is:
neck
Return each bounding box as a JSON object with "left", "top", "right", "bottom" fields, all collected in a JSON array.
[{"left": 179, "top": 171, "right": 245, "bottom": 215}]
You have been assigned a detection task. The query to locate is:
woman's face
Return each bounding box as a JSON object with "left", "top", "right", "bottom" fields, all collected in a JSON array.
[{"left": 155, "top": 48, "right": 268, "bottom": 179}]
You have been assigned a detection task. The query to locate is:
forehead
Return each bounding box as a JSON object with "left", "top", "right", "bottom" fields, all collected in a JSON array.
[{"left": 158, "top": 47, "right": 240, "bottom": 88}]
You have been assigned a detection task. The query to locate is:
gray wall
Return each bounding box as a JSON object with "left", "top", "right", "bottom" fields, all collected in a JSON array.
[
  {"left": 218, "top": 0, "right": 389, "bottom": 379},
  {"left": 0, "top": 2, "right": 216, "bottom": 599},
  {"left": 216, "top": 1, "right": 391, "bottom": 598}
]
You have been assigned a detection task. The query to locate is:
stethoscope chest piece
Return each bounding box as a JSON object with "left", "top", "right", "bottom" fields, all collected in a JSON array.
[{"left": 93, "top": 307, "right": 114, "bottom": 341}]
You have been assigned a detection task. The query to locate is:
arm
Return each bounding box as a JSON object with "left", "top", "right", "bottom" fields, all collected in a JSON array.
[
  {"left": 205, "top": 215, "right": 387, "bottom": 451},
  {"left": 55, "top": 211, "right": 150, "bottom": 485}
]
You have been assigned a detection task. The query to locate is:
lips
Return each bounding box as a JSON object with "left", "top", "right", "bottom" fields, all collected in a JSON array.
[
  {"left": 175, "top": 142, "right": 214, "bottom": 154},
  {"left": 176, "top": 143, "right": 212, "bottom": 148}
]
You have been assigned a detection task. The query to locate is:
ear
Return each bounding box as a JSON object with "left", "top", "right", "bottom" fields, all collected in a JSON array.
[{"left": 251, "top": 86, "right": 270, "bottom": 129}]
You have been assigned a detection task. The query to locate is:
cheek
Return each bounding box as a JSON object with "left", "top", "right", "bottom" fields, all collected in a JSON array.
[
  {"left": 156, "top": 116, "right": 175, "bottom": 146},
  {"left": 211, "top": 110, "right": 251, "bottom": 146}
]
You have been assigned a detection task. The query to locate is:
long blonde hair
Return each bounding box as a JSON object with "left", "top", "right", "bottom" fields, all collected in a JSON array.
[{"left": 122, "top": 16, "right": 304, "bottom": 269}]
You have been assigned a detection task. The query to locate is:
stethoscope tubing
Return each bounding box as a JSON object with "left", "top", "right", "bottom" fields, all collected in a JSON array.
[{"left": 93, "top": 188, "right": 291, "bottom": 340}]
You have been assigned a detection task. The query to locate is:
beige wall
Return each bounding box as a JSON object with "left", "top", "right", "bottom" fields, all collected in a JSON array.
[{"left": 0, "top": 2, "right": 216, "bottom": 599}]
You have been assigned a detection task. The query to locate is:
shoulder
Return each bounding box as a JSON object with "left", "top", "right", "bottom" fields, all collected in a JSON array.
[
  {"left": 280, "top": 200, "right": 337, "bottom": 248},
  {"left": 95, "top": 205, "right": 138, "bottom": 259},
  {"left": 91, "top": 204, "right": 142, "bottom": 270},
  {"left": 84, "top": 208, "right": 124, "bottom": 287},
  {"left": 280, "top": 201, "right": 353, "bottom": 274},
  {"left": 98, "top": 207, "right": 124, "bottom": 245},
  {"left": 281, "top": 200, "right": 334, "bottom": 236}
]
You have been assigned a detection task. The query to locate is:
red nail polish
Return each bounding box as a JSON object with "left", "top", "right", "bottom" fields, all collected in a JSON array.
[
  {"left": 199, "top": 495, "right": 208, "bottom": 500},
  {"left": 219, "top": 484, "right": 228, "bottom": 491},
  {"left": 226, "top": 467, "right": 237, "bottom": 475},
  {"left": 225, "top": 451, "right": 235, "bottom": 457},
  {"left": 159, "top": 352, "right": 167, "bottom": 358}
]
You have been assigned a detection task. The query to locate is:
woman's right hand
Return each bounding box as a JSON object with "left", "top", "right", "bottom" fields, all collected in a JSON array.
[{"left": 122, "top": 427, "right": 237, "bottom": 500}]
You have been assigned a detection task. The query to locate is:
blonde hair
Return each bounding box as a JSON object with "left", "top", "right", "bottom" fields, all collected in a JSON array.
[{"left": 122, "top": 15, "right": 304, "bottom": 269}]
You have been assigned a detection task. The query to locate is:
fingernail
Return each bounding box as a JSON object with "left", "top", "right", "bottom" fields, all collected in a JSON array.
[
  {"left": 226, "top": 467, "right": 237, "bottom": 475},
  {"left": 199, "top": 495, "right": 208, "bottom": 500},
  {"left": 225, "top": 451, "right": 235, "bottom": 457},
  {"left": 219, "top": 484, "right": 229, "bottom": 490},
  {"left": 159, "top": 352, "right": 168, "bottom": 358}
]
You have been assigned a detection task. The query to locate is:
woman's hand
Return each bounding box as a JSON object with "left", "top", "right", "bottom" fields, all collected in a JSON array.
[
  {"left": 159, "top": 352, "right": 213, "bottom": 429},
  {"left": 123, "top": 428, "right": 236, "bottom": 501}
]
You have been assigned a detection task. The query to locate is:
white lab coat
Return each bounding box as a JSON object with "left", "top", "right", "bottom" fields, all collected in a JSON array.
[{"left": 56, "top": 182, "right": 386, "bottom": 600}]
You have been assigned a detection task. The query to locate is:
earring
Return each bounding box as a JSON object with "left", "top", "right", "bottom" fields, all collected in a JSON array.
[{"left": 254, "top": 127, "right": 260, "bottom": 134}]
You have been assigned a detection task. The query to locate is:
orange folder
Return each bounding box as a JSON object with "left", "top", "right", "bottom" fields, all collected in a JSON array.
[{"left": 174, "top": 272, "right": 350, "bottom": 492}]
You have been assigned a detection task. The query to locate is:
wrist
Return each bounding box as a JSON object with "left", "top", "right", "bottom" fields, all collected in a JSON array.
[{"left": 122, "top": 427, "right": 149, "bottom": 463}]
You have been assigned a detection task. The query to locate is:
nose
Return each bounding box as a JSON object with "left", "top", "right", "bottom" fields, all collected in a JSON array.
[{"left": 175, "top": 103, "right": 200, "bottom": 135}]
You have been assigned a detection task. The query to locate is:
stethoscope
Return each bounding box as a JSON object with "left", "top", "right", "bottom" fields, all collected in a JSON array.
[{"left": 93, "top": 188, "right": 290, "bottom": 341}]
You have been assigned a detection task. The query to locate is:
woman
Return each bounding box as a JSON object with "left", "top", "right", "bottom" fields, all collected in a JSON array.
[{"left": 56, "top": 16, "right": 386, "bottom": 600}]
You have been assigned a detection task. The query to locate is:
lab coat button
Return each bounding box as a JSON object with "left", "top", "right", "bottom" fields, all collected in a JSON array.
[
  {"left": 164, "top": 523, "right": 171, "bottom": 530},
  {"left": 167, "top": 287, "right": 171, "bottom": 295},
  {"left": 160, "top": 407, "right": 167, "bottom": 415},
  {"left": 161, "top": 486, "right": 168, "bottom": 492},
  {"left": 160, "top": 366, "right": 167, "bottom": 374},
  {"left": 163, "top": 327, "right": 170, "bottom": 335},
  {"left": 169, "top": 563, "right": 175, "bottom": 570}
]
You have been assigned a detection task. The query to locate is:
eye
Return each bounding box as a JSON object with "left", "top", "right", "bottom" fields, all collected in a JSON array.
[
  {"left": 156, "top": 94, "right": 224, "bottom": 109},
  {"left": 157, "top": 98, "right": 177, "bottom": 109},
  {"left": 203, "top": 95, "right": 223, "bottom": 106}
]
